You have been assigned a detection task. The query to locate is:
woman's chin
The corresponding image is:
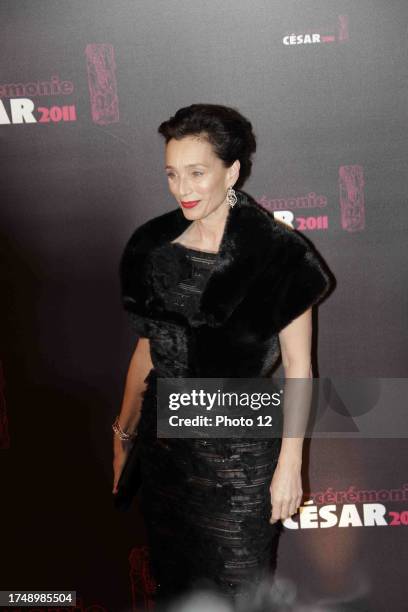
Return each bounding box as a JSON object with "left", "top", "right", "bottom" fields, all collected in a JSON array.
[{"left": 180, "top": 207, "right": 203, "bottom": 220}]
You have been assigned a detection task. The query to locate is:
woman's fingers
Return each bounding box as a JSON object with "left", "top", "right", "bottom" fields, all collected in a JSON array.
[
  {"left": 112, "top": 445, "right": 126, "bottom": 494},
  {"left": 270, "top": 496, "right": 302, "bottom": 522},
  {"left": 280, "top": 500, "right": 291, "bottom": 520},
  {"left": 269, "top": 498, "right": 282, "bottom": 523},
  {"left": 288, "top": 493, "right": 302, "bottom": 516},
  {"left": 293, "top": 494, "right": 303, "bottom": 515},
  {"left": 288, "top": 500, "right": 299, "bottom": 517},
  {"left": 112, "top": 460, "right": 124, "bottom": 493}
]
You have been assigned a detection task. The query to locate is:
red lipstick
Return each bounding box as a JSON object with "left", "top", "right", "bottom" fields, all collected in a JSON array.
[{"left": 180, "top": 200, "right": 201, "bottom": 209}]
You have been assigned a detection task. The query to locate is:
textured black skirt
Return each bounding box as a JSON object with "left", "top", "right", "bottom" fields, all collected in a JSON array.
[{"left": 137, "top": 368, "right": 283, "bottom": 606}]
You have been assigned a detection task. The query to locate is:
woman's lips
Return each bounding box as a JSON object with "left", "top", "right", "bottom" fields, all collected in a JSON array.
[{"left": 180, "top": 200, "right": 201, "bottom": 209}]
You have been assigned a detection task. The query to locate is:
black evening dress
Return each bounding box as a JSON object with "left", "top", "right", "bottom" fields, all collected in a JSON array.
[{"left": 133, "top": 243, "right": 283, "bottom": 606}]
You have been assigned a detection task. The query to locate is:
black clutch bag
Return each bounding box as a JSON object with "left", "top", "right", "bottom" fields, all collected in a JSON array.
[{"left": 113, "top": 437, "right": 142, "bottom": 512}]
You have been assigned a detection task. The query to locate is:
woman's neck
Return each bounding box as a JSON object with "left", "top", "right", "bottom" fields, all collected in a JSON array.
[{"left": 180, "top": 202, "right": 230, "bottom": 252}]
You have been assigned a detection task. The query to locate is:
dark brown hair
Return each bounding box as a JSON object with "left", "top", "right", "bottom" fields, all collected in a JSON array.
[{"left": 158, "top": 103, "right": 256, "bottom": 189}]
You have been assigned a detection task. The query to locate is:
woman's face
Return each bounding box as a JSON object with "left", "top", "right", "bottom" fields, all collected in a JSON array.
[{"left": 164, "top": 134, "right": 239, "bottom": 219}]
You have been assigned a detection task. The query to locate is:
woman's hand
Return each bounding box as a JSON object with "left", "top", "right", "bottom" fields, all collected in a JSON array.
[
  {"left": 269, "top": 460, "right": 303, "bottom": 524},
  {"left": 112, "top": 435, "right": 133, "bottom": 494}
]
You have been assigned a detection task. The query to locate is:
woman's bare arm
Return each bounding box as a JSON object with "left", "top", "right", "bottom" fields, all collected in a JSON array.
[
  {"left": 269, "top": 308, "right": 313, "bottom": 522},
  {"left": 117, "top": 337, "right": 154, "bottom": 434},
  {"left": 278, "top": 307, "right": 313, "bottom": 466}
]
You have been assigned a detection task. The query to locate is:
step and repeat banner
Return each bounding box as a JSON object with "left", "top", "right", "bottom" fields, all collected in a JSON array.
[{"left": 1, "top": 1, "right": 407, "bottom": 611}]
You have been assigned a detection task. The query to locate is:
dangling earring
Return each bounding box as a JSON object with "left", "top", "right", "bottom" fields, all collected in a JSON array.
[{"left": 226, "top": 186, "right": 237, "bottom": 208}]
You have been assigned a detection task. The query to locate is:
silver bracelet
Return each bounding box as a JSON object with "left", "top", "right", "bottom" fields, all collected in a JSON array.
[{"left": 112, "top": 416, "right": 138, "bottom": 441}]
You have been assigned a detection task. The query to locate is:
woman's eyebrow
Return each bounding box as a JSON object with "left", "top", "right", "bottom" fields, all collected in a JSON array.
[{"left": 165, "top": 163, "right": 209, "bottom": 169}]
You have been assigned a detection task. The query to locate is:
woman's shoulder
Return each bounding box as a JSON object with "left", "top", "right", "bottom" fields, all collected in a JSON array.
[
  {"left": 123, "top": 206, "right": 185, "bottom": 253},
  {"left": 119, "top": 206, "right": 189, "bottom": 307},
  {"left": 237, "top": 191, "right": 323, "bottom": 265}
]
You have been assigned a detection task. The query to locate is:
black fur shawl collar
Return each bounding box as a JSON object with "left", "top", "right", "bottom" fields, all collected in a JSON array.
[{"left": 120, "top": 190, "right": 332, "bottom": 337}]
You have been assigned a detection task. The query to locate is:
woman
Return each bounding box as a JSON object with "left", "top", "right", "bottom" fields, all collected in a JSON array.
[{"left": 113, "top": 104, "right": 332, "bottom": 606}]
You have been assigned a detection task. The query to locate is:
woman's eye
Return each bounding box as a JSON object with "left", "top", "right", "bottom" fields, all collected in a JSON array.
[{"left": 165, "top": 171, "right": 203, "bottom": 179}]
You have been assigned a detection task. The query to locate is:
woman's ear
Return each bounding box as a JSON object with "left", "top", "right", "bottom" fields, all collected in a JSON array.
[{"left": 229, "top": 159, "right": 240, "bottom": 185}]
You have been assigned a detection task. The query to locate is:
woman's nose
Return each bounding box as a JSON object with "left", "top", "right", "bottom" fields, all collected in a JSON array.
[{"left": 179, "top": 175, "right": 192, "bottom": 196}]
